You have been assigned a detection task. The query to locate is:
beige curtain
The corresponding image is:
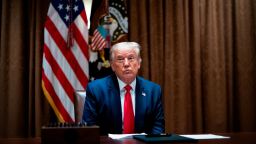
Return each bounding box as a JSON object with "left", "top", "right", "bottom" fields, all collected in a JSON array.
[
  {"left": 130, "top": 0, "right": 256, "bottom": 133},
  {"left": 0, "top": 0, "right": 255, "bottom": 138}
]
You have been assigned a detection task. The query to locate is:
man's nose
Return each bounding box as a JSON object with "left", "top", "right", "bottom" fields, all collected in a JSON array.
[{"left": 124, "top": 58, "right": 130, "bottom": 66}]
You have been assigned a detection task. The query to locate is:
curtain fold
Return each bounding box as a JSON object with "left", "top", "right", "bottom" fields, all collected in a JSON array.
[
  {"left": 130, "top": 0, "right": 256, "bottom": 133},
  {"left": 0, "top": 0, "right": 51, "bottom": 137},
  {"left": 233, "top": 0, "right": 256, "bottom": 131}
]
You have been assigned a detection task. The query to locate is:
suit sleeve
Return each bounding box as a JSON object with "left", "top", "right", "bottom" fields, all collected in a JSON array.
[
  {"left": 82, "top": 84, "right": 98, "bottom": 126},
  {"left": 151, "top": 85, "right": 165, "bottom": 134}
]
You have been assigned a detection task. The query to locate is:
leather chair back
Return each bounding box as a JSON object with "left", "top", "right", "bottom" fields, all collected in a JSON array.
[{"left": 74, "top": 91, "right": 86, "bottom": 123}]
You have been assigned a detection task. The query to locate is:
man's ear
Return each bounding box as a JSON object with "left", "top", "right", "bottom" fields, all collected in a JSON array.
[
  {"left": 110, "top": 62, "right": 115, "bottom": 71},
  {"left": 138, "top": 58, "right": 142, "bottom": 69}
]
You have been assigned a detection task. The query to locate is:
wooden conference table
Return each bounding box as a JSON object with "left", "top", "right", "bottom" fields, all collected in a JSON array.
[{"left": 0, "top": 132, "right": 255, "bottom": 144}]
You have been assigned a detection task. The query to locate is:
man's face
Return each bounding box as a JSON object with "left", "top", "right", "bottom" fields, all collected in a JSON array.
[{"left": 111, "top": 47, "right": 141, "bottom": 84}]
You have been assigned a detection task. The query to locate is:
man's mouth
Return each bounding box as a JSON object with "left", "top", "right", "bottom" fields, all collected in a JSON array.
[{"left": 124, "top": 70, "right": 131, "bottom": 74}]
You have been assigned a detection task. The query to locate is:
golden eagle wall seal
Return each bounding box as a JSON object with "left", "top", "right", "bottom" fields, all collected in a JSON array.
[{"left": 109, "top": 0, "right": 128, "bottom": 44}]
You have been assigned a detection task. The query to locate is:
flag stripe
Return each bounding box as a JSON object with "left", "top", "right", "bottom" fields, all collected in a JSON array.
[
  {"left": 91, "top": 31, "right": 107, "bottom": 50},
  {"left": 45, "top": 17, "right": 88, "bottom": 87},
  {"left": 46, "top": 6, "right": 88, "bottom": 87},
  {"left": 93, "top": 39, "right": 105, "bottom": 49},
  {"left": 42, "top": 71, "right": 73, "bottom": 122},
  {"left": 43, "top": 54, "right": 75, "bottom": 121},
  {"left": 71, "top": 40, "right": 89, "bottom": 79},
  {"left": 43, "top": 44, "right": 74, "bottom": 102},
  {"left": 48, "top": 4, "right": 69, "bottom": 43},
  {"left": 72, "top": 23, "right": 89, "bottom": 60},
  {"left": 47, "top": 4, "right": 89, "bottom": 87},
  {"left": 80, "top": 9, "right": 88, "bottom": 25},
  {"left": 44, "top": 29, "right": 84, "bottom": 91},
  {"left": 48, "top": 6, "right": 89, "bottom": 61},
  {"left": 75, "top": 11, "right": 89, "bottom": 46}
]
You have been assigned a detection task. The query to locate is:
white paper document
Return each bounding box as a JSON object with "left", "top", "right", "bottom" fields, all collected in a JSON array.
[
  {"left": 109, "top": 133, "right": 230, "bottom": 140},
  {"left": 180, "top": 134, "right": 230, "bottom": 140},
  {"left": 108, "top": 133, "right": 146, "bottom": 139}
]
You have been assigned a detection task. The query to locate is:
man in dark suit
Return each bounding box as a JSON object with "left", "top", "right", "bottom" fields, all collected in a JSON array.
[{"left": 83, "top": 42, "right": 165, "bottom": 135}]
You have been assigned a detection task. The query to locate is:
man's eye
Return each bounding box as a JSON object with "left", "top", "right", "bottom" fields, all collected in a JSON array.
[
  {"left": 117, "top": 58, "right": 124, "bottom": 61},
  {"left": 116, "top": 58, "right": 124, "bottom": 63},
  {"left": 128, "top": 57, "right": 135, "bottom": 61}
]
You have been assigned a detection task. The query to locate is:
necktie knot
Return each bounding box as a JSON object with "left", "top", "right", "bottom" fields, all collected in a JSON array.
[{"left": 124, "top": 85, "right": 132, "bottom": 92}]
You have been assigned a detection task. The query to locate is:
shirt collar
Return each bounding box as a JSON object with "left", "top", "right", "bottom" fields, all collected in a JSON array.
[{"left": 117, "top": 77, "right": 136, "bottom": 91}]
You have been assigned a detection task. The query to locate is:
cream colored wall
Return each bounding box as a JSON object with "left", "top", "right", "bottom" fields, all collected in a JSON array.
[{"left": 83, "top": 0, "right": 92, "bottom": 28}]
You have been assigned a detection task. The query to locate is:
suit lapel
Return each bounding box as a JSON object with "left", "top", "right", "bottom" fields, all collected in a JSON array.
[
  {"left": 135, "top": 77, "right": 146, "bottom": 132},
  {"left": 108, "top": 75, "right": 122, "bottom": 133}
]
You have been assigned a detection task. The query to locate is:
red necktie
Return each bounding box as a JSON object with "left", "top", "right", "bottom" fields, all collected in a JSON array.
[{"left": 123, "top": 85, "right": 134, "bottom": 134}]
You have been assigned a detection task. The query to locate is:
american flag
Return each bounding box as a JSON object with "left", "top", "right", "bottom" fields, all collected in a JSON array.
[
  {"left": 91, "top": 25, "right": 108, "bottom": 51},
  {"left": 42, "top": 0, "right": 89, "bottom": 122}
]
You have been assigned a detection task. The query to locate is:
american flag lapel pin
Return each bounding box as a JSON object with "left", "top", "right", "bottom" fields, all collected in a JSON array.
[{"left": 142, "top": 92, "right": 146, "bottom": 96}]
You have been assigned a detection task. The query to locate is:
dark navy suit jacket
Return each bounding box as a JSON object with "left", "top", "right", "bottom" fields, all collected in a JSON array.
[{"left": 82, "top": 74, "right": 165, "bottom": 135}]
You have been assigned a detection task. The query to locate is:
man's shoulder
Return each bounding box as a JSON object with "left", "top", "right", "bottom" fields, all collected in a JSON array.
[
  {"left": 137, "top": 76, "right": 160, "bottom": 87},
  {"left": 88, "top": 75, "right": 114, "bottom": 86}
]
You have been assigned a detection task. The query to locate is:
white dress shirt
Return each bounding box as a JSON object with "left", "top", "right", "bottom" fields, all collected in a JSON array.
[{"left": 116, "top": 77, "right": 136, "bottom": 123}]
